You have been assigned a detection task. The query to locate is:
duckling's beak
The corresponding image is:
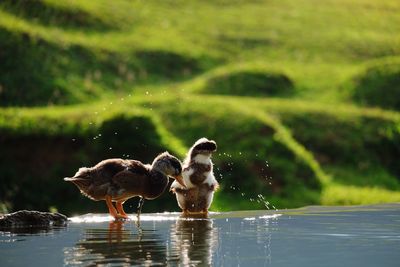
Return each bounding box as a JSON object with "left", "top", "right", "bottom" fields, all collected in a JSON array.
[{"left": 174, "top": 174, "right": 186, "bottom": 188}]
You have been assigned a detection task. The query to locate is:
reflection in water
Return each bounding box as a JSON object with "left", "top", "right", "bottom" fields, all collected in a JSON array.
[
  {"left": 0, "top": 225, "right": 66, "bottom": 244},
  {"left": 3, "top": 205, "right": 400, "bottom": 267},
  {"left": 169, "top": 215, "right": 218, "bottom": 266},
  {"left": 254, "top": 216, "right": 274, "bottom": 266},
  {"left": 64, "top": 221, "right": 168, "bottom": 266},
  {"left": 62, "top": 214, "right": 278, "bottom": 266},
  {"left": 0, "top": 225, "right": 65, "bottom": 235},
  {"left": 64, "top": 215, "right": 219, "bottom": 266},
  {"left": 214, "top": 215, "right": 277, "bottom": 266}
]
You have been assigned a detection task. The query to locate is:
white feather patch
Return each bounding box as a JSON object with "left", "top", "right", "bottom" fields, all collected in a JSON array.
[
  {"left": 203, "top": 172, "right": 218, "bottom": 187},
  {"left": 193, "top": 154, "right": 211, "bottom": 165}
]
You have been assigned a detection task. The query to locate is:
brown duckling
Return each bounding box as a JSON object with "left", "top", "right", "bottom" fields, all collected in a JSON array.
[
  {"left": 64, "top": 152, "right": 186, "bottom": 219},
  {"left": 170, "top": 138, "right": 219, "bottom": 214}
]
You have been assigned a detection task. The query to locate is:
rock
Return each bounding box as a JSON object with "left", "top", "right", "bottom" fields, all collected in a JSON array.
[{"left": 0, "top": 210, "right": 68, "bottom": 228}]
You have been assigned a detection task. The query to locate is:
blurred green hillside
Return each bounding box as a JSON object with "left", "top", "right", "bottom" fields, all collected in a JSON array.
[{"left": 1, "top": 0, "right": 400, "bottom": 215}]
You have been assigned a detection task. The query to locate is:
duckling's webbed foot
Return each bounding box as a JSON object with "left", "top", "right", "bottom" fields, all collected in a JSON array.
[
  {"left": 114, "top": 214, "right": 129, "bottom": 220},
  {"left": 182, "top": 209, "right": 190, "bottom": 216},
  {"left": 116, "top": 201, "right": 129, "bottom": 219}
]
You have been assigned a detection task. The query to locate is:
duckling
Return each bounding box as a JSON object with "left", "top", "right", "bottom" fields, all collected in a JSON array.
[
  {"left": 64, "top": 152, "right": 185, "bottom": 219},
  {"left": 170, "top": 138, "right": 219, "bottom": 214}
]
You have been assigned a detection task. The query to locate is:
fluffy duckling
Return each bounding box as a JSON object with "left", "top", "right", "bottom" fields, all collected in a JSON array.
[
  {"left": 170, "top": 138, "right": 218, "bottom": 214},
  {"left": 64, "top": 152, "right": 185, "bottom": 219}
]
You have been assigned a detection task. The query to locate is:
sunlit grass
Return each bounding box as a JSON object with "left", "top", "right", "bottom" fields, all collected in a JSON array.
[
  {"left": 1, "top": 0, "right": 400, "bottom": 103},
  {"left": 2, "top": 93, "right": 400, "bottom": 209},
  {"left": 322, "top": 184, "right": 400, "bottom": 205},
  {"left": 1, "top": 0, "right": 400, "bottom": 210}
]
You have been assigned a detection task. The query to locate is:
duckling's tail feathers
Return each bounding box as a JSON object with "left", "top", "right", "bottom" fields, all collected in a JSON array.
[
  {"left": 64, "top": 177, "right": 91, "bottom": 188},
  {"left": 193, "top": 140, "right": 217, "bottom": 152}
]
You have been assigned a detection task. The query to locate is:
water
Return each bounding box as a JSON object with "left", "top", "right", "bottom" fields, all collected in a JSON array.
[{"left": 1, "top": 203, "right": 399, "bottom": 266}]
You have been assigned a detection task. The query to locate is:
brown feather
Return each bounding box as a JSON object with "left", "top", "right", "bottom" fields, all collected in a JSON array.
[{"left": 65, "top": 158, "right": 171, "bottom": 202}]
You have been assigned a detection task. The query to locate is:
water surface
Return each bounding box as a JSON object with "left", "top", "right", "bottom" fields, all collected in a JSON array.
[{"left": 1, "top": 203, "right": 399, "bottom": 266}]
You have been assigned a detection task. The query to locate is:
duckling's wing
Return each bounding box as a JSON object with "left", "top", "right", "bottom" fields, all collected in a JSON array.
[
  {"left": 112, "top": 170, "right": 146, "bottom": 188},
  {"left": 112, "top": 162, "right": 150, "bottom": 196},
  {"left": 94, "top": 159, "right": 129, "bottom": 182}
]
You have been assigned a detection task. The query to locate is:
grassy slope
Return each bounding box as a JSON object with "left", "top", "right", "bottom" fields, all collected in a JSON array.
[{"left": 0, "top": 0, "right": 400, "bottom": 214}]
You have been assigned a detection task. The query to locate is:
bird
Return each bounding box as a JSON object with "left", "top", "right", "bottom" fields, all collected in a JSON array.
[
  {"left": 170, "top": 138, "right": 219, "bottom": 214},
  {"left": 64, "top": 152, "right": 186, "bottom": 219}
]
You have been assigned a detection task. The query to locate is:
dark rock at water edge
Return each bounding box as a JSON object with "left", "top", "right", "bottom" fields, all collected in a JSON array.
[{"left": 0, "top": 210, "right": 68, "bottom": 228}]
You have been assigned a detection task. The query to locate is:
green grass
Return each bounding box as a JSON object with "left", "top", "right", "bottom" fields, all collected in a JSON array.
[
  {"left": 350, "top": 57, "right": 400, "bottom": 110},
  {"left": 2, "top": 0, "right": 400, "bottom": 104},
  {"left": 321, "top": 184, "right": 400, "bottom": 205},
  {"left": 0, "top": 0, "right": 400, "bottom": 214}
]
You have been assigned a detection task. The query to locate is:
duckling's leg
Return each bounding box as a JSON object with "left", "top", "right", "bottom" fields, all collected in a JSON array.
[
  {"left": 105, "top": 196, "right": 127, "bottom": 220},
  {"left": 105, "top": 196, "right": 118, "bottom": 218},
  {"left": 116, "top": 201, "right": 129, "bottom": 219}
]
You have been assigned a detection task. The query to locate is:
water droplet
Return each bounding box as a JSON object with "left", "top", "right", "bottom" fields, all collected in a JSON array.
[
  {"left": 109, "top": 147, "right": 113, "bottom": 150},
  {"left": 145, "top": 91, "right": 149, "bottom": 95},
  {"left": 114, "top": 132, "right": 118, "bottom": 135},
  {"left": 72, "top": 138, "right": 76, "bottom": 142}
]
